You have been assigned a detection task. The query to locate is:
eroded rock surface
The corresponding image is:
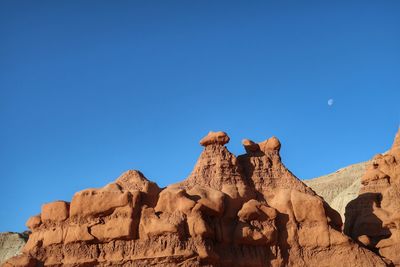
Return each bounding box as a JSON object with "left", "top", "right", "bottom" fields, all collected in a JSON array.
[
  {"left": 345, "top": 127, "right": 400, "bottom": 265},
  {"left": 3, "top": 131, "right": 391, "bottom": 267}
]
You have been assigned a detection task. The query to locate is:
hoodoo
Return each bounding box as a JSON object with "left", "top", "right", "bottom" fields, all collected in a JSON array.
[{"left": 3, "top": 131, "right": 392, "bottom": 267}]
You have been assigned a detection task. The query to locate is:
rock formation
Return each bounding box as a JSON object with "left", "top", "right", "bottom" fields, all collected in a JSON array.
[
  {"left": 345, "top": 127, "right": 400, "bottom": 265},
  {"left": 0, "top": 233, "right": 28, "bottom": 265},
  {"left": 199, "top": 131, "right": 230, "bottom": 147},
  {"left": 3, "top": 132, "right": 390, "bottom": 267},
  {"left": 305, "top": 161, "right": 367, "bottom": 219}
]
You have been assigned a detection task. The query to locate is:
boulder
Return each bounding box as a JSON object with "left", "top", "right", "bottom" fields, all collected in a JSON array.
[
  {"left": 41, "top": 201, "right": 69, "bottom": 222},
  {"left": 199, "top": 131, "right": 230, "bottom": 146}
]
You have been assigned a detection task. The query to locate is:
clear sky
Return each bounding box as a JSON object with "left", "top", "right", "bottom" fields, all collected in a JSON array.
[{"left": 1, "top": 1, "right": 399, "bottom": 232}]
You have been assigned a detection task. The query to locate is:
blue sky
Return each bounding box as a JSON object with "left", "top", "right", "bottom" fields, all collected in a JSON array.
[{"left": 1, "top": 1, "right": 399, "bottom": 232}]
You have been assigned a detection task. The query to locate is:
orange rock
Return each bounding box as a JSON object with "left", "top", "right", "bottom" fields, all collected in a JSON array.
[
  {"left": 9, "top": 130, "right": 392, "bottom": 267},
  {"left": 237, "top": 199, "right": 276, "bottom": 221},
  {"left": 358, "top": 235, "right": 372, "bottom": 247},
  {"left": 242, "top": 139, "right": 259, "bottom": 153},
  {"left": 242, "top": 137, "right": 281, "bottom": 154},
  {"left": 259, "top": 136, "right": 281, "bottom": 152},
  {"left": 291, "top": 190, "right": 326, "bottom": 223},
  {"left": 139, "top": 207, "right": 185, "bottom": 239},
  {"left": 25, "top": 214, "right": 41, "bottom": 230},
  {"left": 22, "top": 231, "right": 43, "bottom": 252},
  {"left": 64, "top": 224, "right": 94, "bottom": 244},
  {"left": 187, "top": 207, "right": 214, "bottom": 238},
  {"left": 186, "top": 185, "right": 225, "bottom": 216},
  {"left": 91, "top": 205, "right": 138, "bottom": 241},
  {"left": 70, "top": 188, "right": 131, "bottom": 218},
  {"left": 41, "top": 201, "right": 69, "bottom": 222},
  {"left": 116, "top": 170, "right": 160, "bottom": 207},
  {"left": 91, "top": 216, "right": 134, "bottom": 242},
  {"left": 199, "top": 131, "right": 230, "bottom": 146},
  {"left": 42, "top": 227, "right": 63, "bottom": 247},
  {"left": 345, "top": 128, "right": 400, "bottom": 266},
  {"left": 154, "top": 186, "right": 196, "bottom": 214},
  {"left": 235, "top": 200, "right": 278, "bottom": 245},
  {"left": 2, "top": 254, "right": 36, "bottom": 267}
]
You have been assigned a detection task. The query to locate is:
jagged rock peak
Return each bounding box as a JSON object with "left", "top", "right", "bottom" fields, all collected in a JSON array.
[
  {"left": 199, "top": 131, "right": 230, "bottom": 146},
  {"left": 238, "top": 136, "right": 313, "bottom": 195},
  {"left": 184, "top": 140, "right": 248, "bottom": 191},
  {"left": 187, "top": 130, "right": 245, "bottom": 190}
]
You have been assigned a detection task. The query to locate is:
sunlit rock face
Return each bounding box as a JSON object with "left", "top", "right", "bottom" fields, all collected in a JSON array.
[
  {"left": 3, "top": 131, "right": 391, "bottom": 267},
  {"left": 345, "top": 128, "right": 400, "bottom": 266}
]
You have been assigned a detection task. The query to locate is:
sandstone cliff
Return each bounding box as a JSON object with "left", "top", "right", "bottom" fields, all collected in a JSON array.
[{"left": 3, "top": 131, "right": 390, "bottom": 267}]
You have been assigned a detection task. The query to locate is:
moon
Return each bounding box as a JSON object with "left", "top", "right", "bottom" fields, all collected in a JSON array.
[{"left": 328, "top": 99, "right": 334, "bottom": 106}]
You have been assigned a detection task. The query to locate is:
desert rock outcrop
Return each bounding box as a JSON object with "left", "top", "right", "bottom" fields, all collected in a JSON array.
[
  {"left": 345, "top": 127, "right": 400, "bottom": 265},
  {"left": 3, "top": 131, "right": 389, "bottom": 266}
]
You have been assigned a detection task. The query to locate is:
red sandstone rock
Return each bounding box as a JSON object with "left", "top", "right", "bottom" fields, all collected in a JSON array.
[
  {"left": 70, "top": 187, "right": 131, "bottom": 218},
  {"left": 235, "top": 199, "right": 278, "bottom": 245},
  {"left": 116, "top": 170, "right": 161, "bottom": 207},
  {"left": 199, "top": 131, "right": 230, "bottom": 146},
  {"left": 64, "top": 224, "right": 94, "bottom": 244},
  {"left": 25, "top": 215, "right": 41, "bottom": 231},
  {"left": 187, "top": 186, "right": 225, "bottom": 216},
  {"left": 345, "top": 127, "right": 400, "bottom": 265},
  {"left": 259, "top": 136, "right": 281, "bottom": 152},
  {"left": 41, "top": 201, "right": 69, "bottom": 222},
  {"left": 3, "top": 130, "right": 392, "bottom": 267},
  {"left": 242, "top": 138, "right": 259, "bottom": 153},
  {"left": 1, "top": 254, "right": 36, "bottom": 267}
]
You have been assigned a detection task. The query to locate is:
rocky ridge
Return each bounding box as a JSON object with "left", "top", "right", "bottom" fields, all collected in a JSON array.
[{"left": 3, "top": 130, "right": 396, "bottom": 267}]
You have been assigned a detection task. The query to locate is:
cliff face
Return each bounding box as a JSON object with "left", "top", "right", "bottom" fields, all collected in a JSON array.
[
  {"left": 2, "top": 131, "right": 391, "bottom": 267},
  {"left": 345, "top": 128, "right": 400, "bottom": 265}
]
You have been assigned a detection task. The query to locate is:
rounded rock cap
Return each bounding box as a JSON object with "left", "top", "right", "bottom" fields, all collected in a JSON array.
[
  {"left": 242, "top": 139, "right": 260, "bottom": 152},
  {"left": 260, "top": 136, "right": 281, "bottom": 152},
  {"left": 242, "top": 136, "right": 281, "bottom": 153},
  {"left": 200, "top": 131, "right": 230, "bottom": 146}
]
